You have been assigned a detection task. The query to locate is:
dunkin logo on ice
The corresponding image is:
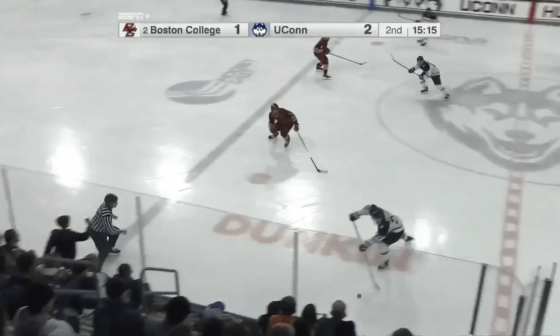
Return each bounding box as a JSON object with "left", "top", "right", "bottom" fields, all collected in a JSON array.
[{"left": 213, "top": 214, "right": 417, "bottom": 272}]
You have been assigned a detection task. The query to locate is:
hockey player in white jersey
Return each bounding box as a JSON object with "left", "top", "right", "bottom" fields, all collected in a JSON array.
[
  {"left": 349, "top": 204, "right": 413, "bottom": 270},
  {"left": 417, "top": 8, "right": 438, "bottom": 46},
  {"left": 408, "top": 56, "right": 450, "bottom": 100}
]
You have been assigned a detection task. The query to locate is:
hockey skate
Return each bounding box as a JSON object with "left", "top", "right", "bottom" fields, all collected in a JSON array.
[
  {"left": 444, "top": 93, "right": 450, "bottom": 100},
  {"left": 316, "top": 63, "right": 323, "bottom": 72},
  {"left": 284, "top": 137, "right": 290, "bottom": 148},
  {"left": 420, "top": 88, "right": 428, "bottom": 94},
  {"left": 404, "top": 235, "right": 414, "bottom": 243},
  {"left": 323, "top": 74, "right": 331, "bottom": 80},
  {"left": 268, "top": 134, "right": 277, "bottom": 140},
  {"left": 378, "top": 260, "right": 389, "bottom": 270}
]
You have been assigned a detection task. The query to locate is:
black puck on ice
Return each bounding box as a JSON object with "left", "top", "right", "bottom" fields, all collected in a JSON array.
[{"left": 357, "top": 293, "right": 361, "bottom": 298}]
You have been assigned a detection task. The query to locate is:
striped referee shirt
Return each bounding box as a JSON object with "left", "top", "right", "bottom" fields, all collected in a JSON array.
[{"left": 89, "top": 202, "right": 120, "bottom": 235}]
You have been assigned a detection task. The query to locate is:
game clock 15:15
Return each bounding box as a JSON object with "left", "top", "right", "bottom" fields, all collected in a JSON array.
[{"left": 408, "top": 23, "right": 440, "bottom": 37}]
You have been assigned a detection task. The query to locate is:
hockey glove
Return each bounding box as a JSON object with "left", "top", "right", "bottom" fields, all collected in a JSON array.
[
  {"left": 419, "top": 73, "right": 425, "bottom": 80},
  {"left": 326, "top": 48, "right": 331, "bottom": 54},
  {"left": 294, "top": 123, "right": 299, "bottom": 132},
  {"left": 349, "top": 212, "right": 360, "bottom": 221},
  {"left": 359, "top": 242, "right": 371, "bottom": 252},
  {"left": 268, "top": 123, "right": 276, "bottom": 133},
  {"left": 408, "top": 67, "right": 415, "bottom": 74}
]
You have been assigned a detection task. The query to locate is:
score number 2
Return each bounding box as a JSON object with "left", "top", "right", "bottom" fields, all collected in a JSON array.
[{"left": 364, "top": 24, "right": 372, "bottom": 35}]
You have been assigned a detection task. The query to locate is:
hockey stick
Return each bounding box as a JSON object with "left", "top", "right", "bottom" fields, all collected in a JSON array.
[
  {"left": 352, "top": 221, "right": 381, "bottom": 291},
  {"left": 296, "top": 132, "right": 328, "bottom": 174},
  {"left": 398, "top": 13, "right": 418, "bottom": 22},
  {"left": 390, "top": 53, "right": 422, "bottom": 79},
  {"left": 330, "top": 53, "right": 367, "bottom": 65}
]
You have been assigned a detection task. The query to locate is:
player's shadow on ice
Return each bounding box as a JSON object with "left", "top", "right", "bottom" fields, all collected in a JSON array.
[{"left": 264, "top": 142, "right": 299, "bottom": 184}]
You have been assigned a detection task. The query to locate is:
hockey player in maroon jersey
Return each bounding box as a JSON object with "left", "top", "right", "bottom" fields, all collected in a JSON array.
[
  {"left": 314, "top": 37, "right": 331, "bottom": 79},
  {"left": 268, "top": 103, "right": 299, "bottom": 147}
]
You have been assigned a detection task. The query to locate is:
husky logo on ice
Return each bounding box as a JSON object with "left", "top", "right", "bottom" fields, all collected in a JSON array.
[
  {"left": 252, "top": 23, "right": 267, "bottom": 37},
  {"left": 421, "top": 77, "right": 560, "bottom": 172}
]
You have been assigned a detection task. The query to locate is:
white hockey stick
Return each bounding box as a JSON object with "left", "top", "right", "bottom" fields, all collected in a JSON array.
[{"left": 352, "top": 221, "right": 381, "bottom": 291}]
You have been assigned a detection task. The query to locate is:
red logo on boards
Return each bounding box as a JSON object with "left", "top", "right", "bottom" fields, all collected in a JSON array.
[{"left": 122, "top": 23, "right": 137, "bottom": 37}]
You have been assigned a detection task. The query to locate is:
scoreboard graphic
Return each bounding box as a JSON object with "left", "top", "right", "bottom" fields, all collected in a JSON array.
[{"left": 117, "top": 21, "right": 441, "bottom": 38}]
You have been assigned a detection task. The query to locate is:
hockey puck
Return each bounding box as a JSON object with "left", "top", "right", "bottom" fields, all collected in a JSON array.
[{"left": 357, "top": 294, "right": 361, "bottom": 298}]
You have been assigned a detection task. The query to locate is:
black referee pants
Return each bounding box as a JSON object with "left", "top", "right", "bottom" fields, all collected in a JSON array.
[{"left": 89, "top": 230, "right": 119, "bottom": 269}]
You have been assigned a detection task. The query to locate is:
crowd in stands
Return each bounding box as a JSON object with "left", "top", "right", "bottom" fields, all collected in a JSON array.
[{"left": 0, "top": 193, "right": 416, "bottom": 336}]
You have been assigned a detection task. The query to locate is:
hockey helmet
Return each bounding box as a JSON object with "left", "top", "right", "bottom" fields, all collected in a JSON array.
[
  {"left": 271, "top": 103, "right": 279, "bottom": 110},
  {"left": 368, "top": 204, "right": 383, "bottom": 217},
  {"left": 321, "top": 37, "right": 330, "bottom": 41},
  {"left": 416, "top": 56, "right": 424, "bottom": 64},
  {"left": 104, "top": 193, "right": 118, "bottom": 204}
]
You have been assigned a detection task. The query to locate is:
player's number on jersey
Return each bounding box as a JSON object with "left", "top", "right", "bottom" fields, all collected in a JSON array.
[
  {"left": 235, "top": 24, "right": 240, "bottom": 34},
  {"left": 364, "top": 24, "right": 372, "bottom": 35}
]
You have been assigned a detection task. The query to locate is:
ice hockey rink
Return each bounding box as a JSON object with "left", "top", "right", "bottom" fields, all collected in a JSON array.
[{"left": 1, "top": 0, "right": 559, "bottom": 334}]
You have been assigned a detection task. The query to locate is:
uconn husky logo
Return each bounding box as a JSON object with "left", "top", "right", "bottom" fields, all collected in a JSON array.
[
  {"left": 252, "top": 23, "right": 267, "bottom": 37},
  {"left": 422, "top": 77, "right": 560, "bottom": 172}
]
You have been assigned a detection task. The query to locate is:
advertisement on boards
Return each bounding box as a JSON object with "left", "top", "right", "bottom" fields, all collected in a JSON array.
[
  {"left": 534, "top": 2, "right": 560, "bottom": 21},
  {"left": 454, "top": 0, "right": 530, "bottom": 18},
  {"left": 379, "top": 0, "right": 442, "bottom": 11}
]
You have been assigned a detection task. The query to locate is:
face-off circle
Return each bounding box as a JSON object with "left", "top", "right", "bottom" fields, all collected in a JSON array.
[{"left": 375, "top": 73, "right": 560, "bottom": 187}]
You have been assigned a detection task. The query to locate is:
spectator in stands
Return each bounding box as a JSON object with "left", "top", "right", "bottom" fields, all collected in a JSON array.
[
  {"left": 5, "top": 251, "right": 38, "bottom": 319},
  {"left": 146, "top": 295, "right": 191, "bottom": 336},
  {"left": 54, "top": 262, "right": 97, "bottom": 323},
  {"left": 392, "top": 328, "right": 414, "bottom": 336},
  {"left": 299, "top": 304, "right": 317, "bottom": 329},
  {"left": 44, "top": 215, "right": 90, "bottom": 260},
  {"left": 170, "top": 324, "right": 193, "bottom": 336},
  {"left": 1, "top": 229, "right": 21, "bottom": 274},
  {"left": 63, "top": 263, "right": 96, "bottom": 291},
  {"left": 0, "top": 304, "right": 5, "bottom": 336},
  {"left": 202, "top": 317, "right": 223, "bottom": 336},
  {"left": 93, "top": 277, "right": 144, "bottom": 336},
  {"left": 293, "top": 318, "right": 311, "bottom": 336},
  {"left": 12, "top": 283, "right": 75, "bottom": 336},
  {"left": 87, "top": 193, "right": 127, "bottom": 269},
  {"left": 291, "top": 304, "right": 316, "bottom": 336},
  {"left": 0, "top": 229, "right": 20, "bottom": 254},
  {"left": 258, "top": 300, "right": 282, "bottom": 334},
  {"left": 314, "top": 300, "right": 355, "bottom": 336},
  {"left": 114, "top": 263, "right": 143, "bottom": 309},
  {"left": 0, "top": 253, "right": 9, "bottom": 288},
  {"left": 270, "top": 323, "right": 294, "bottom": 336},
  {"left": 268, "top": 297, "right": 296, "bottom": 330}
]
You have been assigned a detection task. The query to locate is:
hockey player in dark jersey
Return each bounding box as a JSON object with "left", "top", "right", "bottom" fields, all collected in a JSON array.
[
  {"left": 268, "top": 103, "right": 299, "bottom": 147},
  {"left": 314, "top": 37, "right": 331, "bottom": 79},
  {"left": 349, "top": 204, "right": 414, "bottom": 270},
  {"left": 417, "top": 8, "right": 438, "bottom": 46}
]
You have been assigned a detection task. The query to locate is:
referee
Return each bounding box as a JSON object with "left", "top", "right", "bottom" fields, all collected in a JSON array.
[{"left": 86, "top": 193, "right": 127, "bottom": 269}]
